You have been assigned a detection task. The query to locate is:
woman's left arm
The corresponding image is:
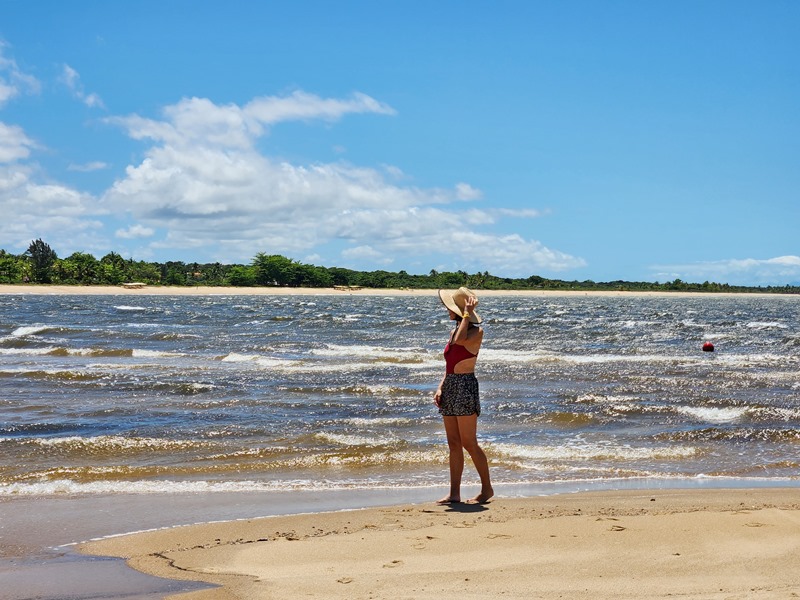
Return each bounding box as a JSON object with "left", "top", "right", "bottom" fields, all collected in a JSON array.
[{"left": 452, "top": 296, "right": 482, "bottom": 349}]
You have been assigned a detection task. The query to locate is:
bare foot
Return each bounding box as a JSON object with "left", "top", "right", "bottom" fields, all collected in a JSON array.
[
  {"left": 467, "top": 488, "right": 494, "bottom": 504},
  {"left": 436, "top": 496, "right": 461, "bottom": 505}
]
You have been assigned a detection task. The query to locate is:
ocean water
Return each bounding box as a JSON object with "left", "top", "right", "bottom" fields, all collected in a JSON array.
[{"left": 2, "top": 292, "right": 800, "bottom": 498}]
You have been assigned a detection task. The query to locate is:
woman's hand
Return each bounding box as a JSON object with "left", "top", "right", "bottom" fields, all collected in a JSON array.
[
  {"left": 464, "top": 295, "right": 478, "bottom": 316},
  {"left": 434, "top": 388, "right": 442, "bottom": 407}
]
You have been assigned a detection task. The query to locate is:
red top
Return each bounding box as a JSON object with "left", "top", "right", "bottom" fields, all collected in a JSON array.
[{"left": 444, "top": 342, "right": 477, "bottom": 374}]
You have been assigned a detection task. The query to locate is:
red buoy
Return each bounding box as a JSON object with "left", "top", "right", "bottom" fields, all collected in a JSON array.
[{"left": 702, "top": 342, "right": 715, "bottom": 352}]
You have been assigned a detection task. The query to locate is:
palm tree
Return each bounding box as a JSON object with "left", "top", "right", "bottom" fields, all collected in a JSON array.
[{"left": 25, "top": 239, "right": 57, "bottom": 283}]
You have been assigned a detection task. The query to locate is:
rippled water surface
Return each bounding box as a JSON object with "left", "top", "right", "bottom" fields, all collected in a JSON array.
[{"left": 2, "top": 293, "right": 799, "bottom": 496}]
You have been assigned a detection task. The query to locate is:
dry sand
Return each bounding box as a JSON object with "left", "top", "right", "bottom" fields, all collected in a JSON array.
[
  {"left": 81, "top": 488, "right": 800, "bottom": 599},
  {"left": 0, "top": 284, "right": 789, "bottom": 299}
]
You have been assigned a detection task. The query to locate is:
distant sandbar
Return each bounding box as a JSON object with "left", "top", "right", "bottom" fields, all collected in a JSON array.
[{"left": 0, "top": 284, "right": 791, "bottom": 299}]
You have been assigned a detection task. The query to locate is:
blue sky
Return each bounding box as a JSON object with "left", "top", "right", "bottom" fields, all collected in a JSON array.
[{"left": 1, "top": 1, "right": 798, "bottom": 285}]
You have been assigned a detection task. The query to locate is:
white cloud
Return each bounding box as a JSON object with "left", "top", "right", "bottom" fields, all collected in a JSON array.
[
  {"left": 0, "top": 81, "right": 15, "bottom": 106},
  {"left": 60, "top": 64, "right": 79, "bottom": 89},
  {"left": 381, "top": 164, "right": 405, "bottom": 179},
  {"left": 341, "top": 245, "right": 392, "bottom": 264},
  {"left": 455, "top": 182, "right": 483, "bottom": 201},
  {"left": 59, "top": 64, "right": 105, "bottom": 109},
  {"left": 0, "top": 164, "right": 104, "bottom": 253},
  {"left": 115, "top": 224, "right": 155, "bottom": 239},
  {"left": 83, "top": 93, "right": 104, "bottom": 108},
  {"left": 0, "top": 43, "right": 40, "bottom": 107},
  {"left": 245, "top": 90, "right": 396, "bottom": 124},
  {"left": 97, "top": 92, "right": 583, "bottom": 276},
  {"left": 0, "top": 122, "right": 36, "bottom": 163},
  {"left": 449, "top": 232, "right": 587, "bottom": 273},
  {"left": 651, "top": 256, "right": 800, "bottom": 286},
  {"left": 107, "top": 91, "right": 395, "bottom": 150}
]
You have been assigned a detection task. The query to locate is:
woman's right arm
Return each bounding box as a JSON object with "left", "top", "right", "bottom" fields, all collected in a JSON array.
[{"left": 434, "top": 374, "right": 446, "bottom": 407}]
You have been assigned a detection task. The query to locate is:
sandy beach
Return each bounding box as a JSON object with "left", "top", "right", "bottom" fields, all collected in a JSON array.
[
  {"left": 0, "top": 283, "right": 790, "bottom": 299},
  {"left": 80, "top": 488, "right": 800, "bottom": 600}
]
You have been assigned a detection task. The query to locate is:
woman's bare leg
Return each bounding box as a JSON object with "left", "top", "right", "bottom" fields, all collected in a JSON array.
[
  {"left": 437, "top": 416, "right": 464, "bottom": 504},
  {"left": 456, "top": 415, "right": 494, "bottom": 503}
]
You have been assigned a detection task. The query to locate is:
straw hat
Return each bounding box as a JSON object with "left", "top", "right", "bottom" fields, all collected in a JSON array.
[{"left": 438, "top": 287, "right": 481, "bottom": 324}]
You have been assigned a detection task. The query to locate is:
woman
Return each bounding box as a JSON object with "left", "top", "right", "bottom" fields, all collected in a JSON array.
[{"left": 434, "top": 287, "right": 493, "bottom": 504}]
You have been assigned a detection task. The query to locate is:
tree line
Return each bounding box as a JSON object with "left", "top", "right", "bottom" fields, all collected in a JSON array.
[{"left": 1, "top": 238, "right": 798, "bottom": 294}]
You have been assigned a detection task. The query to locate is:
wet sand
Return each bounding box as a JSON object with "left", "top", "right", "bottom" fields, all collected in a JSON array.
[
  {"left": 0, "top": 487, "right": 435, "bottom": 600},
  {"left": 81, "top": 488, "right": 800, "bottom": 600}
]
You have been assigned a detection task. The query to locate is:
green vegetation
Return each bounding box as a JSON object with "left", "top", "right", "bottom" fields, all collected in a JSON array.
[{"left": 1, "top": 239, "right": 798, "bottom": 294}]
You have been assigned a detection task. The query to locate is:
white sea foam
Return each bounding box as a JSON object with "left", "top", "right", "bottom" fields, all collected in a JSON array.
[
  {"left": 747, "top": 321, "right": 788, "bottom": 330},
  {"left": 478, "top": 348, "right": 550, "bottom": 363},
  {"left": 310, "top": 361, "right": 437, "bottom": 374},
  {"left": 576, "top": 393, "right": 636, "bottom": 404},
  {"left": 681, "top": 319, "right": 708, "bottom": 328},
  {"left": 479, "top": 348, "right": 686, "bottom": 365},
  {"left": 357, "top": 384, "right": 409, "bottom": 396},
  {"left": 221, "top": 351, "right": 422, "bottom": 373},
  {"left": 491, "top": 442, "right": 697, "bottom": 462},
  {"left": 11, "top": 325, "right": 51, "bottom": 337},
  {"left": 220, "top": 353, "right": 293, "bottom": 370},
  {"left": 0, "top": 476, "right": 441, "bottom": 497},
  {"left": 0, "top": 479, "right": 309, "bottom": 496},
  {"left": 677, "top": 406, "right": 748, "bottom": 424},
  {"left": 561, "top": 354, "right": 673, "bottom": 365},
  {"left": 341, "top": 314, "right": 365, "bottom": 322},
  {"left": 0, "top": 346, "right": 60, "bottom": 356},
  {"left": 114, "top": 305, "right": 147, "bottom": 311},
  {"left": 315, "top": 432, "right": 398, "bottom": 447},
  {"left": 66, "top": 347, "right": 96, "bottom": 355},
  {"left": 344, "top": 417, "right": 413, "bottom": 427},
  {"left": 574, "top": 394, "right": 646, "bottom": 414},
  {"left": 131, "top": 349, "right": 182, "bottom": 358},
  {"left": 715, "top": 353, "right": 786, "bottom": 366},
  {"left": 312, "top": 344, "right": 429, "bottom": 362},
  {"left": 221, "top": 352, "right": 261, "bottom": 362},
  {"left": 32, "top": 435, "right": 206, "bottom": 450},
  {"left": 619, "top": 319, "right": 659, "bottom": 329}
]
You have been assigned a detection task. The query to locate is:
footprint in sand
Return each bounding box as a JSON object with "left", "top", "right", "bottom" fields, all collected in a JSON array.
[
  {"left": 337, "top": 577, "right": 354, "bottom": 584},
  {"left": 410, "top": 535, "right": 437, "bottom": 550},
  {"left": 383, "top": 560, "right": 404, "bottom": 568},
  {"left": 486, "top": 533, "right": 512, "bottom": 539},
  {"left": 609, "top": 525, "right": 627, "bottom": 532}
]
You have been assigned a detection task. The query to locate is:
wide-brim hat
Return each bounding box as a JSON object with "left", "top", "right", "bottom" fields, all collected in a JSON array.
[{"left": 438, "top": 287, "right": 481, "bottom": 324}]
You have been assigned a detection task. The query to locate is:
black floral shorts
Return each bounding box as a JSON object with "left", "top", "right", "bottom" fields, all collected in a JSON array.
[{"left": 439, "top": 373, "right": 480, "bottom": 417}]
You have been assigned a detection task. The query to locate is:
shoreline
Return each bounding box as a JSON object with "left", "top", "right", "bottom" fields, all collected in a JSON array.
[
  {"left": 79, "top": 486, "right": 800, "bottom": 600},
  {"left": 0, "top": 283, "right": 796, "bottom": 298},
  {"left": 4, "top": 480, "right": 800, "bottom": 599}
]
